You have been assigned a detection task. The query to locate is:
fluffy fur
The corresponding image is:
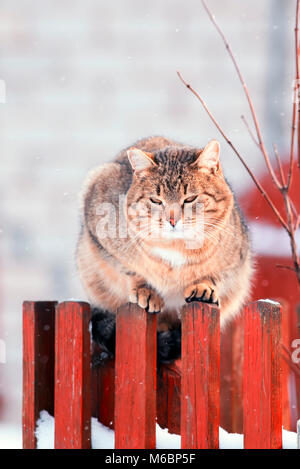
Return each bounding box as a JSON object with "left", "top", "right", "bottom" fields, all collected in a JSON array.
[{"left": 77, "top": 136, "right": 253, "bottom": 362}]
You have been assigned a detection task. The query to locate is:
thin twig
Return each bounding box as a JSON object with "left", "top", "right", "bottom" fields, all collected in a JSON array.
[
  {"left": 296, "top": 1, "right": 300, "bottom": 169},
  {"left": 288, "top": 195, "right": 300, "bottom": 224},
  {"left": 201, "top": 0, "right": 282, "bottom": 190},
  {"left": 290, "top": 0, "right": 300, "bottom": 180},
  {"left": 288, "top": 80, "right": 298, "bottom": 188},
  {"left": 281, "top": 355, "right": 300, "bottom": 378},
  {"left": 273, "top": 143, "right": 286, "bottom": 187},
  {"left": 177, "top": 71, "right": 288, "bottom": 230},
  {"left": 241, "top": 115, "right": 259, "bottom": 147},
  {"left": 283, "top": 193, "right": 300, "bottom": 279},
  {"left": 276, "top": 264, "right": 296, "bottom": 272},
  {"left": 178, "top": 0, "right": 300, "bottom": 284}
]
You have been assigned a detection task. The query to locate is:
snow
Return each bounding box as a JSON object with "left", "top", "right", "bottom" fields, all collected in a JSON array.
[
  {"left": 155, "top": 425, "right": 181, "bottom": 449},
  {"left": 33, "top": 411, "right": 297, "bottom": 450},
  {"left": 91, "top": 418, "right": 115, "bottom": 449},
  {"left": 35, "top": 411, "right": 181, "bottom": 450},
  {"left": 35, "top": 411, "right": 54, "bottom": 449},
  {"left": 219, "top": 427, "right": 243, "bottom": 449},
  {"left": 258, "top": 299, "right": 280, "bottom": 305},
  {"left": 282, "top": 428, "right": 298, "bottom": 449},
  {"left": 65, "top": 298, "right": 86, "bottom": 302},
  {"left": 0, "top": 411, "right": 297, "bottom": 449}
]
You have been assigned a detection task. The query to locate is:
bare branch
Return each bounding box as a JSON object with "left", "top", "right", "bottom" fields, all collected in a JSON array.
[
  {"left": 296, "top": 1, "right": 300, "bottom": 169},
  {"left": 177, "top": 2, "right": 300, "bottom": 284},
  {"left": 288, "top": 80, "right": 298, "bottom": 188},
  {"left": 201, "top": 0, "right": 282, "bottom": 190},
  {"left": 290, "top": 0, "right": 300, "bottom": 179},
  {"left": 282, "top": 192, "right": 300, "bottom": 278},
  {"left": 241, "top": 115, "right": 259, "bottom": 147},
  {"left": 276, "top": 264, "right": 296, "bottom": 272},
  {"left": 287, "top": 195, "right": 300, "bottom": 224},
  {"left": 177, "top": 70, "right": 288, "bottom": 230},
  {"left": 273, "top": 143, "right": 286, "bottom": 187}
]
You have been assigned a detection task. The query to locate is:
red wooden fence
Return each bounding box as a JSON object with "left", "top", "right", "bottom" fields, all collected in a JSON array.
[
  {"left": 54, "top": 301, "right": 91, "bottom": 449},
  {"left": 243, "top": 300, "right": 282, "bottom": 449},
  {"left": 22, "top": 299, "right": 283, "bottom": 449},
  {"left": 115, "top": 303, "right": 157, "bottom": 449},
  {"left": 22, "top": 301, "right": 56, "bottom": 449},
  {"left": 181, "top": 302, "right": 220, "bottom": 449}
]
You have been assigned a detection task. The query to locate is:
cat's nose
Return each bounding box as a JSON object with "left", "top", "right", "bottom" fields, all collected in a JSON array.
[
  {"left": 168, "top": 207, "right": 179, "bottom": 227},
  {"left": 169, "top": 217, "right": 176, "bottom": 227}
]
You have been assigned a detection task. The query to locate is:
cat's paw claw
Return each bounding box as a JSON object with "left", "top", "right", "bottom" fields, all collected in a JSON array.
[
  {"left": 184, "top": 283, "right": 219, "bottom": 305},
  {"left": 130, "top": 286, "right": 164, "bottom": 313}
]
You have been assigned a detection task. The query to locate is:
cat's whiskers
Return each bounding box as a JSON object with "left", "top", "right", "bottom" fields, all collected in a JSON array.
[
  {"left": 204, "top": 218, "right": 245, "bottom": 238},
  {"left": 118, "top": 221, "right": 165, "bottom": 256},
  {"left": 116, "top": 229, "right": 149, "bottom": 256},
  {"left": 182, "top": 217, "right": 234, "bottom": 245}
]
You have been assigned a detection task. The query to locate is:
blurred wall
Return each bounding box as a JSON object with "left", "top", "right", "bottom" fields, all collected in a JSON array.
[{"left": 0, "top": 0, "right": 295, "bottom": 423}]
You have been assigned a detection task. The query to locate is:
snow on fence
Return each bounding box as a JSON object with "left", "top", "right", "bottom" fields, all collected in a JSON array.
[{"left": 22, "top": 299, "right": 282, "bottom": 449}]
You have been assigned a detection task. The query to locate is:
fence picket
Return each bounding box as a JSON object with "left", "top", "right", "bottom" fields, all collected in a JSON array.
[
  {"left": 22, "top": 301, "right": 56, "bottom": 449},
  {"left": 115, "top": 303, "right": 157, "bottom": 449},
  {"left": 181, "top": 302, "right": 220, "bottom": 449},
  {"left": 22, "top": 299, "right": 284, "bottom": 450},
  {"left": 243, "top": 300, "right": 282, "bottom": 449},
  {"left": 54, "top": 301, "right": 91, "bottom": 449}
]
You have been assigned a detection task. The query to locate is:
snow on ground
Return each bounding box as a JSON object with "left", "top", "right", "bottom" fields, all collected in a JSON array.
[
  {"left": 282, "top": 428, "right": 298, "bottom": 449},
  {"left": 0, "top": 410, "right": 297, "bottom": 449}
]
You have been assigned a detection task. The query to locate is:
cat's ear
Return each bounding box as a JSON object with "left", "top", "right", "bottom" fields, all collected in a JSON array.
[
  {"left": 127, "top": 148, "right": 156, "bottom": 172},
  {"left": 192, "top": 140, "right": 220, "bottom": 174}
]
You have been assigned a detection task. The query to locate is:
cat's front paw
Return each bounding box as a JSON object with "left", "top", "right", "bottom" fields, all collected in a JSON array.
[
  {"left": 184, "top": 282, "right": 219, "bottom": 305},
  {"left": 129, "top": 285, "right": 164, "bottom": 314}
]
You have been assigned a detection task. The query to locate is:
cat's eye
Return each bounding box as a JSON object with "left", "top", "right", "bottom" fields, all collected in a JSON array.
[
  {"left": 150, "top": 197, "right": 163, "bottom": 205},
  {"left": 184, "top": 195, "right": 198, "bottom": 204}
]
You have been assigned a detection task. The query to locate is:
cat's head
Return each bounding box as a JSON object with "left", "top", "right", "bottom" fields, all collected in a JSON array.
[{"left": 125, "top": 140, "right": 234, "bottom": 248}]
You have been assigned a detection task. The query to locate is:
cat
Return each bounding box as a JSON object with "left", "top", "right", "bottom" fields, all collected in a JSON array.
[{"left": 76, "top": 136, "right": 253, "bottom": 363}]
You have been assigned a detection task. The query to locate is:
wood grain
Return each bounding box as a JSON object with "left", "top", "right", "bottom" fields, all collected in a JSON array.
[
  {"left": 54, "top": 301, "right": 91, "bottom": 449},
  {"left": 115, "top": 303, "right": 157, "bottom": 449},
  {"left": 181, "top": 302, "right": 220, "bottom": 449},
  {"left": 243, "top": 300, "right": 282, "bottom": 449},
  {"left": 22, "top": 301, "right": 56, "bottom": 449}
]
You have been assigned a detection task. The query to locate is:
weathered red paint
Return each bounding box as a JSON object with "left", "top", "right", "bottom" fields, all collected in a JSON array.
[
  {"left": 280, "top": 299, "right": 292, "bottom": 431},
  {"left": 114, "top": 303, "right": 157, "bottom": 449},
  {"left": 240, "top": 162, "right": 300, "bottom": 431},
  {"left": 243, "top": 300, "right": 282, "bottom": 449},
  {"left": 181, "top": 302, "right": 220, "bottom": 449},
  {"left": 22, "top": 301, "right": 56, "bottom": 449},
  {"left": 23, "top": 299, "right": 286, "bottom": 450},
  {"left": 91, "top": 344, "right": 115, "bottom": 429},
  {"left": 157, "top": 360, "right": 181, "bottom": 434},
  {"left": 54, "top": 301, "right": 91, "bottom": 449},
  {"left": 220, "top": 316, "right": 244, "bottom": 434}
]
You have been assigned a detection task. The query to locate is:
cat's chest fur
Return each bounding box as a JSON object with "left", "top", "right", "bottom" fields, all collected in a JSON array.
[{"left": 151, "top": 247, "right": 187, "bottom": 268}]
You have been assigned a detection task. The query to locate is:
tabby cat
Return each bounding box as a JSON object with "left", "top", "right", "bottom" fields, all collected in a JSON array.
[{"left": 76, "top": 136, "right": 252, "bottom": 362}]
